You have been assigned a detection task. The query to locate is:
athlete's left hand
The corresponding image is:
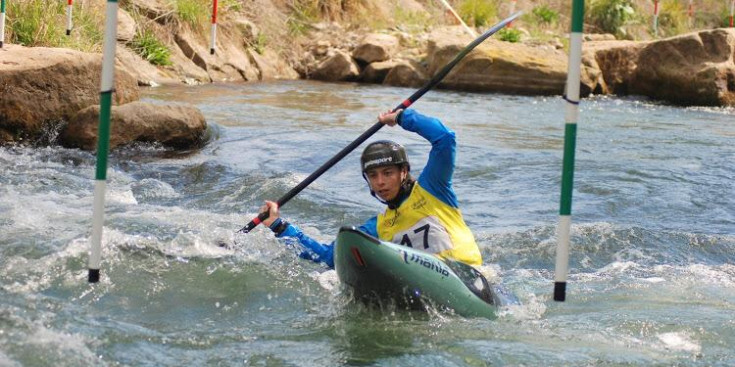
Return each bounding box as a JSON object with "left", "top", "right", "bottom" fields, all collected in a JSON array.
[{"left": 378, "top": 109, "right": 402, "bottom": 126}]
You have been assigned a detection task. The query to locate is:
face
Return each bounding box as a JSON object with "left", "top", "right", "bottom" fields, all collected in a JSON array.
[{"left": 365, "top": 165, "right": 407, "bottom": 201}]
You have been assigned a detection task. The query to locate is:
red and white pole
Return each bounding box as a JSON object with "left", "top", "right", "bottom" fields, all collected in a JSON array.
[
  {"left": 687, "top": 0, "right": 694, "bottom": 28},
  {"left": 66, "top": 0, "right": 73, "bottom": 36},
  {"left": 508, "top": 0, "right": 518, "bottom": 27},
  {"left": 729, "top": 0, "right": 734, "bottom": 27},
  {"left": 210, "top": 0, "right": 218, "bottom": 54}
]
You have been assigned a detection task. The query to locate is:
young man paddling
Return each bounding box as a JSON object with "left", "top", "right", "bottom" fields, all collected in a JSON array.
[{"left": 258, "top": 109, "right": 482, "bottom": 268}]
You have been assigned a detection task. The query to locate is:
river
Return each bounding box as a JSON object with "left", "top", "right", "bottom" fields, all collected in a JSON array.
[{"left": 1, "top": 80, "right": 734, "bottom": 366}]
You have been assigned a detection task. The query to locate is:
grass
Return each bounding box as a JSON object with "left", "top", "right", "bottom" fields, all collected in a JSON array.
[
  {"left": 498, "top": 27, "right": 522, "bottom": 42},
  {"left": 129, "top": 30, "right": 173, "bottom": 66},
  {"left": 457, "top": 0, "right": 498, "bottom": 27},
  {"left": 175, "top": 0, "right": 209, "bottom": 30},
  {"left": 6, "top": 0, "right": 103, "bottom": 51}
]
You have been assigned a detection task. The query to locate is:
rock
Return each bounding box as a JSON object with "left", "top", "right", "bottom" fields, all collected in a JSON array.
[
  {"left": 584, "top": 33, "right": 617, "bottom": 41},
  {"left": 583, "top": 40, "right": 646, "bottom": 95},
  {"left": 0, "top": 45, "right": 139, "bottom": 144},
  {"left": 169, "top": 23, "right": 261, "bottom": 83},
  {"left": 352, "top": 33, "right": 399, "bottom": 64},
  {"left": 247, "top": 49, "right": 299, "bottom": 80},
  {"left": 361, "top": 60, "right": 400, "bottom": 84},
  {"left": 117, "top": 8, "right": 137, "bottom": 42},
  {"left": 126, "top": 0, "right": 173, "bottom": 25},
  {"left": 116, "top": 44, "right": 181, "bottom": 86},
  {"left": 60, "top": 101, "right": 207, "bottom": 150},
  {"left": 426, "top": 29, "right": 567, "bottom": 95},
  {"left": 311, "top": 49, "right": 360, "bottom": 82},
  {"left": 630, "top": 29, "right": 735, "bottom": 106},
  {"left": 233, "top": 17, "right": 259, "bottom": 42},
  {"left": 383, "top": 59, "right": 427, "bottom": 88}
]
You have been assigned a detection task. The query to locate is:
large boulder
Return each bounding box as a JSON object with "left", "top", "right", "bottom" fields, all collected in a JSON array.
[
  {"left": 582, "top": 40, "right": 646, "bottom": 95},
  {"left": 60, "top": 101, "right": 207, "bottom": 150},
  {"left": 0, "top": 45, "right": 139, "bottom": 144},
  {"left": 247, "top": 49, "right": 300, "bottom": 80},
  {"left": 383, "top": 59, "right": 428, "bottom": 88},
  {"left": 426, "top": 28, "right": 567, "bottom": 95},
  {"left": 117, "top": 8, "right": 137, "bottom": 43},
  {"left": 361, "top": 60, "right": 400, "bottom": 83},
  {"left": 629, "top": 29, "right": 735, "bottom": 106},
  {"left": 352, "top": 33, "right": 400, "bottom": 64},
  {"left": 311, "top": 49, "right": 360, "bottom": 82}
]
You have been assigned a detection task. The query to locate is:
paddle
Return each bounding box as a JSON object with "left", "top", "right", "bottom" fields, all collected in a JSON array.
[{"left": 239, "top": 11, "right": 523, "bottom": 234}]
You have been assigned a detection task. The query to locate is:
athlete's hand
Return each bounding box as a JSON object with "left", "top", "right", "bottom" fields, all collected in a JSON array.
[
  {"left": 378, "top": 109, "right": 402, "bottom": 126},
  {"left": 258, "top": 200, "right": 280, "bottom": 227}
]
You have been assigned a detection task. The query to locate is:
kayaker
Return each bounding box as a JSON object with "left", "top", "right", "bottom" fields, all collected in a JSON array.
[{"left": 258, "top": 109, "right": 482, "bottom": 268}]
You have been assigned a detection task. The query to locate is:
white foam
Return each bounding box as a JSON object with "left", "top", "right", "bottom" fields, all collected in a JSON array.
[
  {"left": 311, "top": 269, "right": 339, "bottom": 291},
  {"left": 26, "top": 325, "right": 98, "bottom": 364},
  {"left": 656, "top": 332, "right": 702, "bottom": 354},
  {"left": 0, "top": 350, "right": 21, "bottom": 367}
]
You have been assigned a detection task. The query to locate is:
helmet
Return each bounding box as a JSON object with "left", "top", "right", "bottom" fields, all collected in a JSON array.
[{"left": 360, "top": 140, "right": 410, "bottom": 172}]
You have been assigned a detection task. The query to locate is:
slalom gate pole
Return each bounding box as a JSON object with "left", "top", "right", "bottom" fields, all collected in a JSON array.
[
  {"left": 730, "top": 0, "right": 734, "bottom": 27},
  {"left": 210, "top": 0, "right": 218, "bottom": 54},
  {"left": 1, "top": 0, "right": 6, "bottom": 48},
  {"left": 554, "top": 0, "right": 584, "bottom": 302},
  {"left": 66, "top": 0, "right": 73, "bottom": 36},
  {"left": 88, "top": 0, "right": 119, "bottom": 283}
]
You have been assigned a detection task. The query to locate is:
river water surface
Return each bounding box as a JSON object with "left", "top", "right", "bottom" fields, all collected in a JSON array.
[{"left": 1, "top": 80, "right": 734, "bottom": 366}]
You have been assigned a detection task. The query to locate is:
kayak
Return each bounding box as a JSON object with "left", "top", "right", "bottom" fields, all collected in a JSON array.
[{"left": 334, "top": 226, "right": 519, "bottom": 319}]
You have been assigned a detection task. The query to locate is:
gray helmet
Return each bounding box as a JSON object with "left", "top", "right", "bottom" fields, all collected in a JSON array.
[{"left": 361, "top": 140, "right": 410, "bottom": 172}]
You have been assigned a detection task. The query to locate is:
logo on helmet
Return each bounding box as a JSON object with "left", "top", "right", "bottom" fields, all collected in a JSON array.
[{"left": 363, "top": 156, "right": 392, "bottom": 169}]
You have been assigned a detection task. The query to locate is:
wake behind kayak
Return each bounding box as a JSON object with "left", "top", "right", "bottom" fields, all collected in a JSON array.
[{"left": 334, "top": 226, "right": 519, "bottom": 319}]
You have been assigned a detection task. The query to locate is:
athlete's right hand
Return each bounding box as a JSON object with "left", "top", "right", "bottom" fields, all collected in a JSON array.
[{"left": 259, "top": 200, "right": 280, "bottom": 227}]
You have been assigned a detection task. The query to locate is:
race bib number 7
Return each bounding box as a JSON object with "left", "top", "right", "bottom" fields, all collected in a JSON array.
[{"left": 391, "top": 216, "right": 452, "bottom": 254}]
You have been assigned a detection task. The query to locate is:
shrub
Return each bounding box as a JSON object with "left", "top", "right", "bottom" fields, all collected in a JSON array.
[
  {"left": 130, "top": 30, "right": 172, "bottom": 66},
  {"left": 587, "top": 0, "right": 636, "bottom": 38},
  {"left": 175, "top": 0, "right": 208, "bottom": 30},
  {"left": 497, "top": 27, "right": 521, "bottom": 42},
  {"left": 458, "top": 0, "right": 497, "bottom": 27},
  {"left": 532, "top": 5, "right": 560, "bottom": 25}
]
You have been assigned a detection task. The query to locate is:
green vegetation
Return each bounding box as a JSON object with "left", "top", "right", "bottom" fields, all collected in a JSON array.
[
  {"left": 457, "top": 0, "right": 497, "bottom": 27},
  {"left": 7, "top": 0, "right": 102, "bottom": 51},
  {"left": 532, "top": 5, "right": 560, "bottom": 26},
  {"left": 129, "top": 30, "right": 172, "bottom": 66},
  {"left": 175, "top": 0, "right": 209, "bottom": 30},
  {"left": 587, "top": 0, "right": 637, "bottom": 38},
  {"left": 497, "top": 27, "right": 522, "bottom": 42},
  {"left": 251, "top": 33, "right": 268, "bottom": 55},
  {"left": 657, "top": 0, "right": 689, "bottom": 36}
]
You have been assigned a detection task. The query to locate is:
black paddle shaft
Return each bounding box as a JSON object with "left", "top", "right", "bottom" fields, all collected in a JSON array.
[{"left": 239, "top": 12, "right": 523, "bottom": 234}]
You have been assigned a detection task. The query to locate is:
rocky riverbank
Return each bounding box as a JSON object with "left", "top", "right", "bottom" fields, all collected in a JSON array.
[{"left": 1, "top": 0, "right": 734, "bottom": 150}]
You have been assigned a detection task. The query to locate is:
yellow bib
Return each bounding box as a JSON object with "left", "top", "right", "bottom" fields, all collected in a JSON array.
[{"left": 377, "top": 184, "right": 482, "bottom": 266}]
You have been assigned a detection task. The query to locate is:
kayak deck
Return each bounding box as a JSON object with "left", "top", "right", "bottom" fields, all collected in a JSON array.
[{"left": 334, "top": 226, "right": 518, "bottom": 318}]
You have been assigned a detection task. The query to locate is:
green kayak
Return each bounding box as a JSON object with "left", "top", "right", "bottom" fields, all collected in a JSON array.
[{"left": 334, "top": 226, "right": 519, "bottom": 319}]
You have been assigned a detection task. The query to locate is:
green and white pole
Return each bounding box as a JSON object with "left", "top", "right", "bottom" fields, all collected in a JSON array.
[
  {"left": 66, "top": 0, "right": 73, "bottom": 36},
  {"left": 1, "top": 0, "right": 6, "bottom": 48},
  {"left": 89, "top": 0, "right": 119, "bottom": 283},
  {"left": 554, "top": 0, "right": 584, "bottom": 302}
]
